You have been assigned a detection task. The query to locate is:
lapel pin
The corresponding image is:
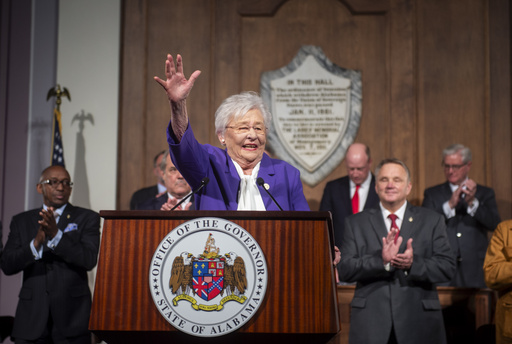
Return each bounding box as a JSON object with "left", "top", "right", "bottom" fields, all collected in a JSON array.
[
  {"left": 264, "top": 183, "right": 270, "bottom": 190},
  {"left": 409, "top": 217, "right": 413, "bottom": 222},
  {"left": 67, "top": 214, "right": 71, "bottom": 219}
]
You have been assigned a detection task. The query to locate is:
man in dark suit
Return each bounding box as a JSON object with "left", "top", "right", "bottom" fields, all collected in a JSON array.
[
  {"left": 340, "top": 158, "right": 455, "bottom": 344},
  {"left": 1, "top": 165, "right": 100, "bottom": 344},
  {"left": 129, "top": 150, "right": 166, "bottom": 209},
  {"left": 422, "top": 144, "right": 501, "bottom": 288},
  {"left": 320, "top": 143, "right": 379, "bottom": 250},
  {"left": 137, "top": 150, "right": 194, "bottom": 210}
]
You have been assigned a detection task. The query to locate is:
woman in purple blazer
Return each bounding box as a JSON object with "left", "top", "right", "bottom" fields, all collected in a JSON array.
[{"left": 154, "top": 54, "right": 309, "bottom": 211}]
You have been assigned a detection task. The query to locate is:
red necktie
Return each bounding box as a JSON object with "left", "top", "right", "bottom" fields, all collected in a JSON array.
[
  {"left": 352, "top": 184, "right": 360, "bottom": 214},
  {"left": 388, "top": 214, "right": 400, "bottom": 244}
]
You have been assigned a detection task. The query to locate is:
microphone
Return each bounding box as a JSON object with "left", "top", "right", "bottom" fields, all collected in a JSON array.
[
  {"left": 171, "top": 177, "right": 209, "bottom": 211},
  {"left": 256, "top": 177, "right": 283, "bottom": 211}
]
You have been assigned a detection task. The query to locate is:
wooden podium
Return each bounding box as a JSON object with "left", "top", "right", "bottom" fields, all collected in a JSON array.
[{"left": 89, "top": 211, "right": 340, "bottom": 344}]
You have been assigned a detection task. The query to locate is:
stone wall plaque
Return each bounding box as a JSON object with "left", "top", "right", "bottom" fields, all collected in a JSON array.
[{"left": 260, "top": 45, "right": 362, "bottom": 186}]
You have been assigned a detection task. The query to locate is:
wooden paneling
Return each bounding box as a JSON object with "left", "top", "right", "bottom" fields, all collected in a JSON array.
[
  {"left": 118, "top": 0, "right": 149, "bottom": 210},
  {"left": 118, "top": 0, "right": 511, "bottom": 220},
  {"left": 417, "top": 0, "right": 488, "bottom": 197},
  {"left": 488, "top": 0, "right": 512, "bottom": 217}
]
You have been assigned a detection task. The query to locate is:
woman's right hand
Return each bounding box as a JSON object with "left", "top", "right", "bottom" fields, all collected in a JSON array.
[{"left": 154, "top": 54, "right": 201, "bottom": 103}]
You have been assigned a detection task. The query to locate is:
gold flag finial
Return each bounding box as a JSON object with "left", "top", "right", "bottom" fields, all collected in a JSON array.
[{"left": 47, "top": 84, "right": 71, "bottom": 111}]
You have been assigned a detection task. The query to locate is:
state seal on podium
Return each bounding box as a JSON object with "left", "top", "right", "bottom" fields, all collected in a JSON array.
[{"left": 149, "top": 217, "right": 269, "bottom": 337}]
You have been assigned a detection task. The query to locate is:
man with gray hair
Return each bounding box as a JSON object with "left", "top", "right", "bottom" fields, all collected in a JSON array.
[
  {"left": 136, "top": 150, "right": 193, "bottom": 210},
  {"left": 422, "top": 143, "right": 501, "bottom": 288}
]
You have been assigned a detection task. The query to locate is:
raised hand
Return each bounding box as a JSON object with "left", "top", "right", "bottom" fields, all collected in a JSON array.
[{"left": 154, "top": 54, "right": 201, "bottom": 103}]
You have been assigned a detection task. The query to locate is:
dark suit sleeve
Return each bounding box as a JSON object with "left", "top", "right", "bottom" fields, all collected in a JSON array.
[
  {"left": 421, "top": 188, "right": 443, "bottom": 213},
  {"left": 406, "top": 213, "right": 456, "bottom": 284},
  {"left": 0, "top": 216, "right": 39, "bottom": 275},
  {"left": 130, "top": 185, "right": 159, "bottom": 210},
  {"left": 137, "top": 194, "right": 168, "bottom": 210},
  {"left": 473, "top": 187, "right": 501, "bottom": 232},
  {"left": 319, "top": 183, "right": 334, "bottom": 212},
  {"left": 339, "top": 215, "right": 391, "bottom": 283},
  {"left": 53, "top": 210, "right": 100, "bottom": 271}
]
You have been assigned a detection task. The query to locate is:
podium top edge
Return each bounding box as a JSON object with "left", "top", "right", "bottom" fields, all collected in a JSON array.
[{"left": 99, "top": 210, "right": 332, "bottom": 221}]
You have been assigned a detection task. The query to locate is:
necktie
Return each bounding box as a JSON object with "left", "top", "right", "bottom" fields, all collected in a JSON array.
[
  {"left": 352, "top": 184, "right": 360, "bottom": 214},
  {"left": 54, "top": 209, "right": 61, "bottom": 224},
  {"left": 388, "top": 214, "right": 400, "bottom": 244}
]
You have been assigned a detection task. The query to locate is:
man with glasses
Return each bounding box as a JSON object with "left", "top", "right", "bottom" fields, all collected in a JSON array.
[
  {"left": 422, "top": 144, "right": 501, "bottom": 288},
  {"left": 1, "top": 165, "right": 100, "bottom": 344}
]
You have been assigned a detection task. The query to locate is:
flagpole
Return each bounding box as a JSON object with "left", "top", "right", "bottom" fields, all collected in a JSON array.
[{"left": 47, "top": 84, "right": 71, "bottom": 166}]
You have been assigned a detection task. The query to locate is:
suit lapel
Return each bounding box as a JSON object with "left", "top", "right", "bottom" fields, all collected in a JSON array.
[
  {"left": 257, "top": 155, "right": 277, "bottom": 209},
  {"left": 58, "top": 203, "right": 74, "bottom": 231},
  {"left": 30, "top": 209, "right": 42, "bottom": 238},
  {"left": 339, "top": 178, "right": 352, "bottom": 214},
  {"left": 189, "top": 195, "right": 196, "bottom": 210},
  {"left": 224, "top": 153, "right": 277, "bottom": 209},
  {"left": 369, "top": 208, "right": 388, "bottom": 243},
  {"left": 224, "top": 154, "right": 242, "bottom": 206},
  {"left": 442, "top": 182, "right": 453, "bottom": 199},
  {"left": 398, "top": 204, "right": 417, "bottom": 248},
  {"left": 364, "top": 174, "right": 378, "bottom": 210}
]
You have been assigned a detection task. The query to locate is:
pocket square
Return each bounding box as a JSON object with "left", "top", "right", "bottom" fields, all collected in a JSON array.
[{"left": 64, "top": 223, "right": 78, "bottom": 233}]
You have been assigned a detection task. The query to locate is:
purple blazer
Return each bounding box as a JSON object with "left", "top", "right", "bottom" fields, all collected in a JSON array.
[{"left": 166, "top": 122, "right": 309, "bottom": 211}]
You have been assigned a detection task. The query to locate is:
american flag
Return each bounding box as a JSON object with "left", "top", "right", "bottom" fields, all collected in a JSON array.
[{"left": 51, "top": 108, "right": 65, "bottom": 166}]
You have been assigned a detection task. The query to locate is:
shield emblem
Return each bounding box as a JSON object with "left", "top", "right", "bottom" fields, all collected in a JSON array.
[
  {"left": 193, "top": 259, "right": 224, "bottom": 301},
  {"left": 261, "top": 45, "right": 362, "bottom": 187}
]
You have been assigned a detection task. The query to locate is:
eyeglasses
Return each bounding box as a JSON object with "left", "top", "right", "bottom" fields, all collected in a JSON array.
[
  {"left": 225, "top": 125, "right": 266, "bottom": 135},
  {"left": 40, "top": 179, "right": 73, "bottom": 188},
  {"left": 442, "top": 163, "right": 467, "bottom": 171}
]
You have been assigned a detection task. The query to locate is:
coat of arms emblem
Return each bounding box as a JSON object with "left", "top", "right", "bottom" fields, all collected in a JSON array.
[
  {"left": 169, "top": 233, "right": 248, "bottom": 308},
  {"left": 149, "top": 217, "right": 268, "bottom": 337}
]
